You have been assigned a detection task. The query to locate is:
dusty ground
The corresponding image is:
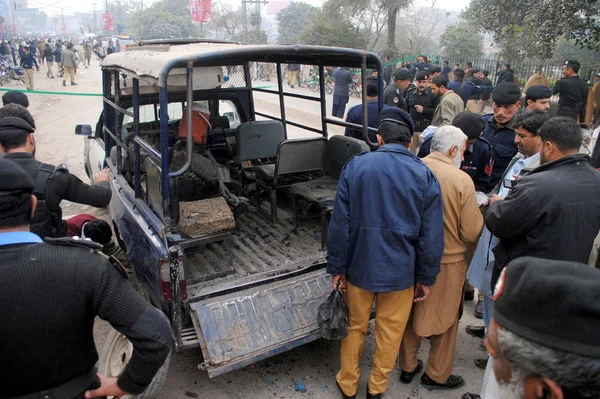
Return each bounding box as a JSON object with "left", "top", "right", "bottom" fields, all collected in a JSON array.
[{"left": 19, "top": 61, "right": 486, "bottom": 399}]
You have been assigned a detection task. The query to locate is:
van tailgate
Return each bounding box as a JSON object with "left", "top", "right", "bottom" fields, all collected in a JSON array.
[{"left": 189, "top": 268, "right": 331, "bottom": 377}]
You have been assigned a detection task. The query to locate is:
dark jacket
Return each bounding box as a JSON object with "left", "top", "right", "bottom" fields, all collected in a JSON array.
[
  {"left": 383, "top": 83, "right": 408, "bottom": 112},
  {"left": 0, "top": 236, "right": 171, "bottom": 397},
  {"left": 553, "top": 75, "right": 589, "bottom": 121},
  {"left": 406, "top": 87, "right": 438, "bottom": 131},
  {"left": 344, "top": 100, "right": 386, "bottom": 148},
  {"left": 418, "top": 135, "right": 493, "bottom": 193},
  {"left": 486, "top": 154, "right": 600, "bottom": 288},
  {"left": 326, "top": 144, "right": 444, "bottom": 292},
  {"left": 333, "top": 68, "right": 353, "bottom": 97},
  {"left": 19, "top": 53, "right": 35, "bottom": 69},
  {"left": 482, "top": 114, "right": 518, "bottom": 189},
  {"left": 496, "top": 69, "right": 514, "bottom": 84},
  {"left": 43, "top": 45, "right": 53, "bottom": 62},
  {"left": 53, "top": 47, "right": 63, "bottom": 63},
  {"left": 448, "top": 80, "right": 494, "bottom": 105},
  {"left": 3, "top": 153, "right": 112, "bottom": 238}
]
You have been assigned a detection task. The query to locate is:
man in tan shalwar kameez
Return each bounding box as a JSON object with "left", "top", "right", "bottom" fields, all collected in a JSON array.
[{"left": 399, "top": 125, "right": 484, "bottom": 390}]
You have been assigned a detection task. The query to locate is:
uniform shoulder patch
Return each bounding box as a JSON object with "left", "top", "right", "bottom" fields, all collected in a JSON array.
[
  {"left": 108, "top": 255, "right": 129, "bottom": 279},
  {"left": 44, "top": 237, "right": 103, "bottom": 252}
]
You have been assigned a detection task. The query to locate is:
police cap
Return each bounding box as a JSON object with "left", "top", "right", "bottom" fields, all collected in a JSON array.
[
  {"left": 525, "top": 85, "right": 552, "bottom": 102},
  {"left": 394, "top": 68, "right": 413, "bottom": 81},
  {"left": 492, "top": 82, "right": 521, "bottom": 106},
  {"left": 0, "top": 158, "right": 34, "bottom": 193},
  {"left": 0, "top": 116, "right": 35, "bottom": 144},
  {"left": 493, "top": 257, "right": 600, "bottom": 358},
  {"left": 452, "top": 111, "right": 485, "bottom": 140},
  {"left": 379, "top": 107, "right": 414, "bottom": 136},
  {"left": 415, "top": 71, "right": 430, "bottom": 81}
]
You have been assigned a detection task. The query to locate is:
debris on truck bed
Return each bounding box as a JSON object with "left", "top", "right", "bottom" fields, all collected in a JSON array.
[
  {"left": 171, "top": 151, "right": 220, "bottom": 201},
  {"left": 179, "top": 197, "right": 235, "bottom": 236}
]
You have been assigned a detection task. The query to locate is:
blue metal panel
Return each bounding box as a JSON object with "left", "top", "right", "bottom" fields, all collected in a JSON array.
[{"left": 189, "top": 269, "right": 331, "bottom": 378}]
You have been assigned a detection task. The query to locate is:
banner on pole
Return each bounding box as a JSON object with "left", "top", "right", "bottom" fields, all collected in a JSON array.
[
  {"left": 102, "top": 13, "right": 113, "bottom": 31},
  {"left": 190, "top": 0, "right": 211, "bottom": 23}
]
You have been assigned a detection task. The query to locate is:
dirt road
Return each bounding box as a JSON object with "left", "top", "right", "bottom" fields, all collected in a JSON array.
[{"left": 18, "top": 61, "right": 486, "bottom": 399}]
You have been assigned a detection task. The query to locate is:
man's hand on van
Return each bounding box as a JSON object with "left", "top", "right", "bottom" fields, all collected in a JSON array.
[{"left": 94, "top": 168, "right": 110, "bottom": 184}]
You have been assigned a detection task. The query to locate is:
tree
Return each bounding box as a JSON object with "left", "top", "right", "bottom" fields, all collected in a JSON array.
[
  {"left": 395, "top": 4, "right": 452, "bottom": 55},
  {"left": 130, "top": 0, "right": 199, "bottom": 39},
  {"left": 205, "top": 3, "right": 245, "bottom": 41},
  {"left": 276, "top": 2, "right": 318, "bottom": 45},
  {"left": 439, "top": 19, "right": 484, "bottom": 59},
  {"left": 299, "top": 9, "right": 368, "bottom": 50},
  {"left": 466, "top": 0, "right": 600, "bottom": 58},
  {"left": 323, "top": 0, "right": 410, "bottom": 56}
]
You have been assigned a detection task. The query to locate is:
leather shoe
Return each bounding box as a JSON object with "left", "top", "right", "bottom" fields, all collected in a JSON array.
[
  {"left": 461, "top": 394, "right": 481, "bottom": 399},
  {"left": 421, "top": 373, "right": 465, "bottom": 390},
  {"left": 475, "top": 300, "right": 483, "bottom": 319},
  {"left": 474, "top": 357, "right": 488, "bottom": 369},
  {"left": 465, "top": 325, "right": 485, "bottom": 338},
  {"left": 400, "top": 359, "right": 423, "bottom": 384},
  {"left": 336, "top": 381, "right": 356, "bottom": 399},
  {"left": 366, "top": 386, "right": 382, "bottom": 399},
  {"left": 464, "top": 290, "right": 475, "bottom": 301}
]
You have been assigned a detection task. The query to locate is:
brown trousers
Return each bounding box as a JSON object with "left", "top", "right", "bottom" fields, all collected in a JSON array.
[
  {"left": 398, "top": 314, "right": 460, "bottom": 383},
  {"left": 337, "top": 281, "right": 413, "bottom": 396},
  {"left": 23, "top": 68, "right": 34, "bottom": 90},
  {"left": 64, "top": 67, "right": 75, "bottom": 84}
]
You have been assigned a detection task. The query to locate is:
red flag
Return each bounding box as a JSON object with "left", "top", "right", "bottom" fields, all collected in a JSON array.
[
  {"left": 102, "top": 13, "right": 114, "bottom": 31},
  {"left": 190, "top": 0, "right": 211, "bottom": 22}
]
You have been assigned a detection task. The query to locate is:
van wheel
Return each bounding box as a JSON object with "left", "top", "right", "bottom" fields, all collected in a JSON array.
[{"left": 98, "top": 329, "right": 171, "bottom": 399}]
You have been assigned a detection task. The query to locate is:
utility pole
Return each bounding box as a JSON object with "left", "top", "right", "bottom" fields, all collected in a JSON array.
[{"left": 241, "top": 0, "right": 268, "bottom": 42}]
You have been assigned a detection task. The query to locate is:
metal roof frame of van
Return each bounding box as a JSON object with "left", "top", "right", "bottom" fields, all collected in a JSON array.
[
  {"left": 101, "top": 43, "right": 381, "bottom": 87},
  {"left": 129, "top": 38, "right": 243, "bottom": 47}
]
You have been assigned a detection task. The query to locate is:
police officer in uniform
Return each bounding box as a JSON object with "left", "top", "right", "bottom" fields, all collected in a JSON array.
[
  {"left": 0, "top": 112, "right": 111, "bottom": 239},
  {"left": 383, "top": 68, "right": 412, "bottom": 112},
  {"left": 418, "top": 111, "right": 492, "bottom": 193},
  {"left": 406, "top": 71, "right": 438, "bottom": 153},
  {"left": 552, "top": 60, "right": 589, "bottom": 121},
  {"left": 345, "top": 76, "right": 386, "bottom": 149},
  {"left": 0, "top": 158, "right": 171, "bottom": 399}
]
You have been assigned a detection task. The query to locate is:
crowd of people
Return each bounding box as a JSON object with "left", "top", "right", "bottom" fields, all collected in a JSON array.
[{"left": 329, "top": 59, "right": 600, "bottom": 399}]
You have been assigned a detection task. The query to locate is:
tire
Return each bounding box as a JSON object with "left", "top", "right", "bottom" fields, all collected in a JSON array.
[
  {"left": 98, "top": 329, "right": 171, "bottom": 399},
  {"left": 326, "top": 84, "right": 333, "bottom": 95},
  {"left": 308, "top": 82, "right": 319, "bottom": 92}
]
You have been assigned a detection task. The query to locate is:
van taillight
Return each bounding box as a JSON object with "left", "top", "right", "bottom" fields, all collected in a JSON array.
[{"left": 159, "top": 258, "right": 187, "bottom": 301}]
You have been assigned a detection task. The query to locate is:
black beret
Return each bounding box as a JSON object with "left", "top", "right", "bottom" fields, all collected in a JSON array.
[
  {"left": 452, "top": 111, "right": 485, "bottom": 140},
  {"left": 0, "top": 158, "right": 34, "bottom": 193},
  {"left": 379, "top": 107, "right": 414, "bottom": 136},
  {"left": 415, "top": 71, "right": 430, "bottom": 81},
  {"left": 525, "top": 85, "right": 552, "bottom": 101},
  {"left": 493, "top": 257, "right": 600, "bottom": 358},
  {"left": 492, "top": 82, "right": 521, "bottom": 106},
  {"left": 471, "top": 68, "right": 480, "bottom": 74},
  {"left": 2, "top": 91, "right": 29, "bottom": 108},
  {"left": 0, "top": 116, "right": 35, "bottom": 142},
  {"left": 394, "top": 68, "right": 413, "bottom": 81}
]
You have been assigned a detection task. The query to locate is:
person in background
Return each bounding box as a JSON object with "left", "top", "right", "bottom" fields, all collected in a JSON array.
[
  {"left": 481, "top": 70, "right": 493, "bottom": 87},
  {"left": 523, "top": 67, "right": 550, "bottom": 92},
  {"left": 406, "top": 71, "right": 438, "bottom": 153},
  {"left": 331, "top": 66, "right": 353, "bottom": 118},
  {"left": 328, "top": 107, "right": 443, "bottom": 399},
  {"left": 482, "top": 83, "right": 521, "bottom": 188},
  {"left": 430, "top": 76, "right": 465, "bottom": 127},
  {"left": 345, "top": 77, "right": 386, "bottom": 148},
  {"left": 287, "top": 63, "right": 300, "bottom": 88},
  {"left": 592, "top": 73, "right": 600, "bottom": 127},
  {"left": 552, "top": 60, "right": 588, "bottom": 121},
  {"left": 36, "top": 39, "right": 44, "bottom": 65},
  {"left": 43, "top": 41, "right": 54, "bottom": 78},
  {"left": 61, "top": 42, "right": 77, "bottom": 86},
  {"left": 495, "top": 64, "right": 514, "bottom": 85},
  {"left": 19, "top": 46, "right": 38, "bottom": 91},
  {"left": 383, "top": 68, "right": 412, "bottom": 112},
  {"left": 523, "top": 85, "right": 552, "bottom": 112},
  {"left": 83, "top": 40, "right": 92, "bottom": 68},
  {"left": 0, "top": 158, "right": 172, "bottom": 399},
  {"left": 441, "top": 61, "right": 451, "bottom": 80},
  {"left": 383, "top": 54, "right": 392, "bottom": 85},
  {"left": 53, "top": 42, "right": 63, "bottom": 77},
  {"left": 399, "top": 125, "right": 483, "bottom": 391}
]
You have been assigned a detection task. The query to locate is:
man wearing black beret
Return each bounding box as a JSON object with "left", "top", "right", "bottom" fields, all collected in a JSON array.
[
  {"left": 482, "top": 82, "right": 521, "bottom": 188},
  {"left": 0, "top": 157, "right": 172, "bottom": 399},
  {"left": 480, "top": 257, "right": 600, "bottom": 399},
  {"left": 2, "top": 90, "right": 29, "bottom": 108},
  {"left": 406, "top": 71, "right": 438, "bottom": 153},
  {"left": 486, "top": 116, "right": 600, "bottom": 291},
  {"left": 383, "top": 68, "right": 412, "bottom": 111},
  {"left": 0, "top": 114, "right": 112, "bottom": 239},
  {"left": 552, "top": 60, "right": 589, "bottom": 121},
  {"left": 328, "top": 107, "right": 443, "bottom": 399},
  {"left": 524, "top": 85, "right": 552, "bottom": 112}
]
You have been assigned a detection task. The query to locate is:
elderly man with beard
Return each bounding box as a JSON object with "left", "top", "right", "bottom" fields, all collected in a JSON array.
[
  {"left": 482, "top": 257, "right": 600, "bottom": 399},
  {"left": 399, "top": 125, "right": 484, "bottom": 391}
]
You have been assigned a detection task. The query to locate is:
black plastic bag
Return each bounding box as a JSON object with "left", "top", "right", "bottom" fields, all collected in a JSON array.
[{"left": 317, "top": 284, "right": 349, "bottom": 340}]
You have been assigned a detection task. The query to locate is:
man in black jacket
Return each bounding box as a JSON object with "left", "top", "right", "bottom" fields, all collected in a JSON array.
[
  {"left": 0, "top": 158, "right": 171, "bottom": 399},
  {"left": 486, "top": 116, "right": 600, "bottom": 289},
  {"left": 553, "top": 60, "right": 589, "bottom": 121},
  {"left": 0, "top": 110, "right": 111, "bottom": 238}
]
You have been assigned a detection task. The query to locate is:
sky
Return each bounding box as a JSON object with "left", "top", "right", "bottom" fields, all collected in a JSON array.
[{"left": 37, "top": 0, "right": 472, "bottom": 18}]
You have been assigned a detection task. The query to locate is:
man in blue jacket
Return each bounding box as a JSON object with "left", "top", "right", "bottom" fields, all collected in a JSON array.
[
  {"left": 344, "top": 77, "right": 385, "bottom": 149},
  {"left": 332, "top": 67, "right": 354, "bottom": 118},
  {"left": 328, "top": 107, "right": 444, "bottom": 399}
]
